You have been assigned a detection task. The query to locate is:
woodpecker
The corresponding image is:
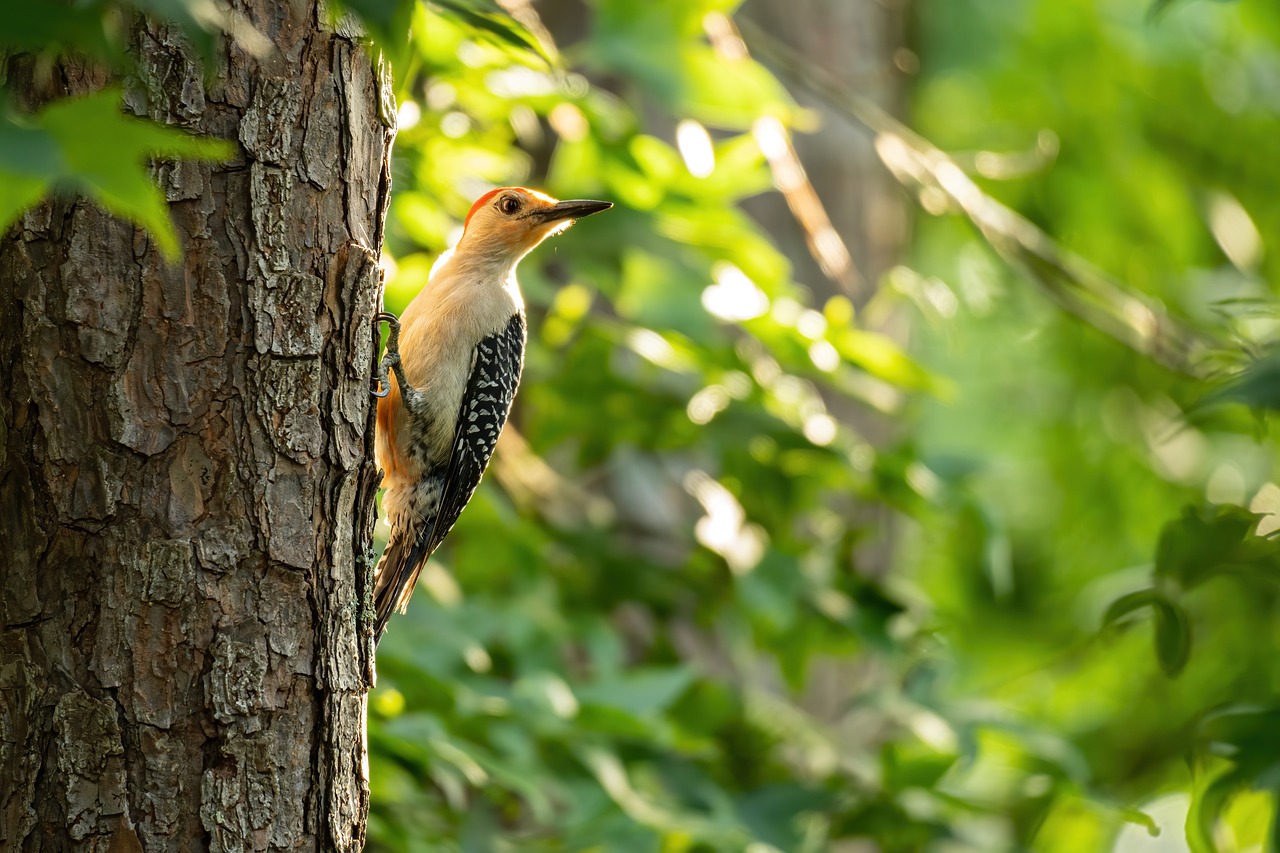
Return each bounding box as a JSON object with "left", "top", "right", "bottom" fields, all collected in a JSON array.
[{"left": 371, "top": 187, "right": 612, "bottom": 641}]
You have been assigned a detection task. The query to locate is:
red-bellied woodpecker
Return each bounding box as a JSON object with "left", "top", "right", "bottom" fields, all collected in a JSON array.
[{"left": 371, "top": 187, "right": 612, "bottom": 641}]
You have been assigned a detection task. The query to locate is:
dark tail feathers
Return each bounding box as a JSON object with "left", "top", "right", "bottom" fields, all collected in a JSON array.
[{"left": 372, "top": 526, "right": 432, "bottom": 643}]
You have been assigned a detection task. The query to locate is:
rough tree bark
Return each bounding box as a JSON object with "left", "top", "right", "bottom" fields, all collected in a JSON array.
[{"left": 0, "top": 2, "right": 393, "bottom": 850}]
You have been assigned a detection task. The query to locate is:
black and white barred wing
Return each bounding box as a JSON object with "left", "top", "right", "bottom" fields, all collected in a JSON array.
[
  {"left": 423, "top": 310, "right": 527, "bottom": 555},
  {"left": 374, "top": 311, "right": 527, "bottom": 639}
]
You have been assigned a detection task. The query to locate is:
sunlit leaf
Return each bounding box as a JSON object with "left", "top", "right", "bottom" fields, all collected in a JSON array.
[
  {"left": 1187, "top": 767, "right": 1246, "bottom": 853},
  {"left": 432, "top": 0, "right": 552, "bottom": 64},
  {"left": 835, "top": 328, "right": 939, "bottom": 391},
  {"left": 0, "top": 88, "right": 233, "bottom": 259}
]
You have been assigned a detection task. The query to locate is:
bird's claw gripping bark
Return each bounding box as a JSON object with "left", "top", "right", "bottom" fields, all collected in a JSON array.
[
  {"left": 372, "top": 311, "right": 401, "bottom": 399},
  {"left": 372, "top": 312, "right": 427, "bottom": 417}
]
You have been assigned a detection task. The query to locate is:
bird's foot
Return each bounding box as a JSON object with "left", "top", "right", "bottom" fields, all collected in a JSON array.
[
  {"left": 372, "top": 311, "right": 407, "bottom": 398},
  {"left": 371, "top": 311, "right": 429, "bottom": 418}
]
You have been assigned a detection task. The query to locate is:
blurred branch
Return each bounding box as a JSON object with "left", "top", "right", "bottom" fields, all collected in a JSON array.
[
  {"left": 948, "top": 130, "right": 1061, "bottom": 181},
  {"left": 738, "top": 18, "right": 1223, "bottom": 378},
  {"left": 703, "top": 13, "right": 867, "bottom": 301}
]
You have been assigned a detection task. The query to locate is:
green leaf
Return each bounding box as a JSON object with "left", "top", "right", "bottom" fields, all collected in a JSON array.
[
  {"left": 333, "top": 0, "right": 416, "bottom": 55},
  {"left": 0, "top": 88, "right": 234, "bottom": 259},
  {"left": 1154, "top": 504, "right": 1267, "bottom": 590},
  {"left": 883, "top": 737, "right": 959, "bottom": 792},
  {"left": 0, "top": 172, "right": 51, "bottom": 230},
  {"left": 1207, "top": 350, "right": 1280, "bottom": 412},
  {"left": 432, "top": 0, "right": 552, "bottom": 64},
  {"left": 1187, "top": 767, "right": 1247, "bottom": 853},
  {"left": 835, "top": 328, "right": 939, "bottom": 392},
  {"left": 0, "top": 0, "right": 119, "bottom": 59},
  {"left": 1153, "top": 596, "right": 1191, "bottom": 678},
  {"left": 1199, "top": 704, "right": 1280, "bottom": 756},
  {"left": 0, "top": 0, "right": 269, "bottom": 67},
  {"left": 1099, "top": 588, "right": 1191, "bottom": 676},
  {"left": 1101, "top": 588, "right": 1158, "bottom": 630}
]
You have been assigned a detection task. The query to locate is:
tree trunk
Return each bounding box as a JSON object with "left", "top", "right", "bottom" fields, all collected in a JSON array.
[{"left": 0, "top": 3, "right": 393, "bottom": 850}]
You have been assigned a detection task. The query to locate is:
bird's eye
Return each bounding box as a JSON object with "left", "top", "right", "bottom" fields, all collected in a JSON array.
[{"left": 499, "top": 196, "right": 520, "bottom": 215}]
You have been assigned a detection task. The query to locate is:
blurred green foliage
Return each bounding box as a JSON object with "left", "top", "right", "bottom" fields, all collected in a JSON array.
[
  {"left": 907, "top": 1, "right": 1280, "bottom": 850},
  {"left": 5, "top": 0, "right": 1280, "bottom": 849}
]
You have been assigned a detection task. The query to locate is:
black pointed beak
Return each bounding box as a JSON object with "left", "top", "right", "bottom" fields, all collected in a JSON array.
[{"left": 531, "top": 199, "right": 613, "bottom": 223}]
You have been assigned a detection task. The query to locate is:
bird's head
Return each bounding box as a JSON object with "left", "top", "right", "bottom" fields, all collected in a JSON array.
[{"left": 457, "top": 187, "right": 612, "bottom": 262}]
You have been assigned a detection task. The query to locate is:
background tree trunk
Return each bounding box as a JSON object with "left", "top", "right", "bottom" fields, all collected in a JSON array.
[
  {"left": 736, "top": 0, "right": 911, "bottom": 724},
  {"left": 740, "top": 0, "right": 909, "bottom": 302},
  {"left": 0, "top": 3, "right": 393, "bottom": 849}
]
